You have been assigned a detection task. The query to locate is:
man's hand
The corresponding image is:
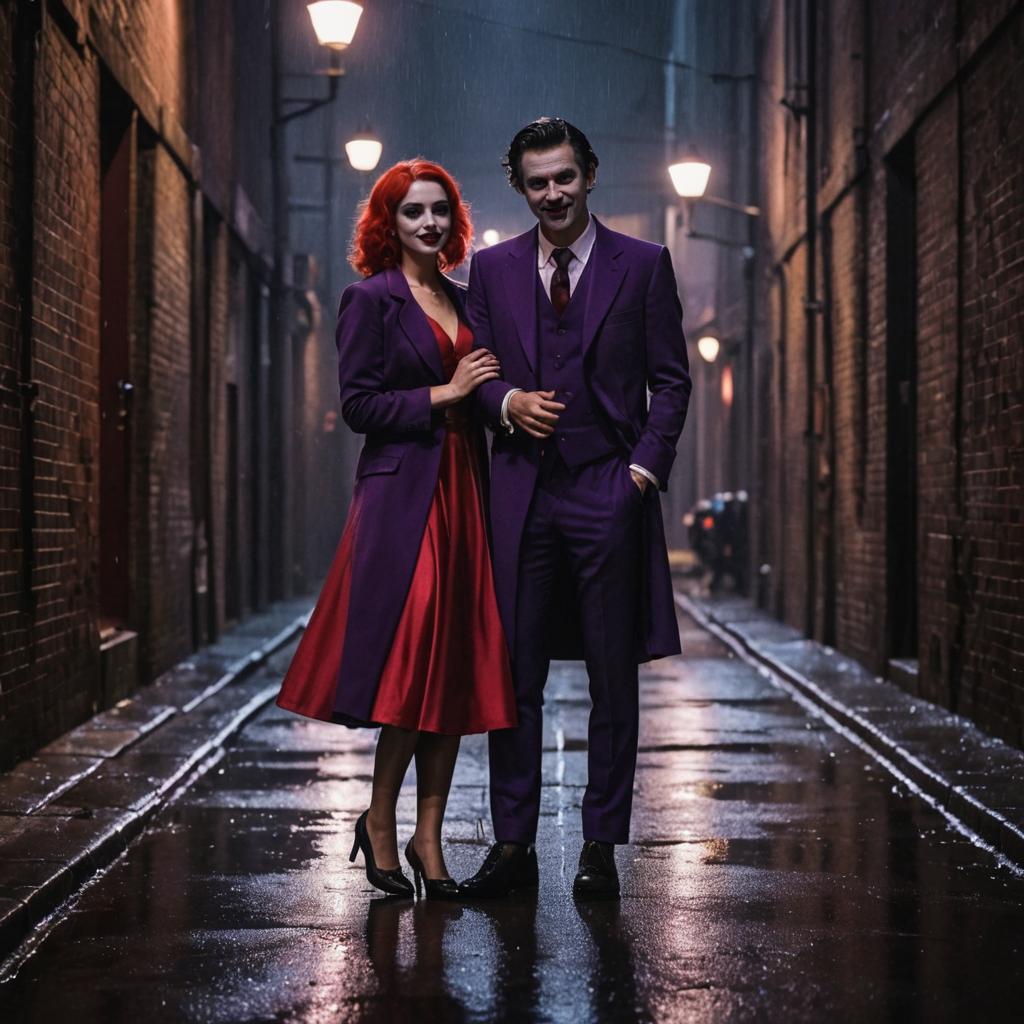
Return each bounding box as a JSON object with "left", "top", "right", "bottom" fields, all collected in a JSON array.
[
  {"left": 508, "top": 390, "right": 566, "bottom": 439},
  {"left": 630, "top": 469, "right": 649, "bottom": 494}
]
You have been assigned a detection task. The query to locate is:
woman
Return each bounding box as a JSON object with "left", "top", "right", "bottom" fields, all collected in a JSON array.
[{"left": 276, "top": 160, "right": 516, "bottom": 899}]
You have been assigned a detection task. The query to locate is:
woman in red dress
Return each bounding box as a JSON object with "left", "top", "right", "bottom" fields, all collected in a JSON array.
[{"left": 276, "top": 160, "right": 516, "bottom": 899}]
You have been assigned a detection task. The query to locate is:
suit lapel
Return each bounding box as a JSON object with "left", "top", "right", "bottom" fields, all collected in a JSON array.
[
  {"left": 386, "top": 266, "right": 446, "bottom": 383},
  {"left": 500, "top": 227, "right": 539, "bottom": 374},
  {"left": 582, "top": 219, "right": 627, "bottom": 359}
]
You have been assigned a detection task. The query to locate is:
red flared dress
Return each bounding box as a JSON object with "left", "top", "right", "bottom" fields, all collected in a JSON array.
[{"left": 276, "top": 314, "right": 517, "bottom": 735}]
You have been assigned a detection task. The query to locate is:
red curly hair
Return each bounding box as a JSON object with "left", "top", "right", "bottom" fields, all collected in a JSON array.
[{"left": 349, "top": 159, "right": 473, "bottom": 277}]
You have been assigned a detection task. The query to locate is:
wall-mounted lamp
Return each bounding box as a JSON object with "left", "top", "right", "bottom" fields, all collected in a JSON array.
[
  {"left": 345, "top": 134, "right": 383, "bottom": 172},
  {"left": 307, "top": 1, "right": 363, "bottom": 51},
  {"left": 697, "top": 335, "right": 721, "bottom": 364}
]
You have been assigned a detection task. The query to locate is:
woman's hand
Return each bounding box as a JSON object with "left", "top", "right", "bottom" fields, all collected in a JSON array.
[{"left": 446, "top": 349, "right": 501, "bottom": 402}]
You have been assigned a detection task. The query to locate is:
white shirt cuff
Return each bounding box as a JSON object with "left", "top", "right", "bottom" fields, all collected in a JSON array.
[
  {"left": 629, "top": 463, "right": 659, "bottom": 489},
  {"left": 499, "top": 388, "right": 523, "bottom": 433}
]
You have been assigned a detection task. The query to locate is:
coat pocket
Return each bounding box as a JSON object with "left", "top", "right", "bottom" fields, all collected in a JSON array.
[
  {"left": 604, "top": 305, "right": 643, "bottom": 327},
  {"left": 356, "top": 452, "right": 404, "bottom": 478}
]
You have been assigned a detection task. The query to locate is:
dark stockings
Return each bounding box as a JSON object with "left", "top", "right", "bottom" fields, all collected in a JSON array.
[{"left": 365, "top": 725, "right": 460, "bottom": 879}]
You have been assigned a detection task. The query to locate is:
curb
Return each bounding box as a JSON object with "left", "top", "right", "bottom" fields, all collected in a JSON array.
[
  {"left": 677, "top": 591, "right": 1024, "bottom": 873},
  {"left": 0, "top": 612, "right": 308, "bottom": 964}
]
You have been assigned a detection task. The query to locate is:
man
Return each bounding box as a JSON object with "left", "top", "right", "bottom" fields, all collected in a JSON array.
[{"left": 462, "top": 117, "right": 691, "bottom": 899}]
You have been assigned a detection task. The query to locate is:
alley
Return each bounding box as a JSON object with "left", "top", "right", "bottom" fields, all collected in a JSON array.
[{"left": 1, "top": 606, "right": 1022, "bottom": 1023}]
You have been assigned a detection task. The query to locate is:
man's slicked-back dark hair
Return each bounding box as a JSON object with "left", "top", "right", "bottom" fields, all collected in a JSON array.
[{"left": 503, "top": 117, "right": 599, "bottom": 194}]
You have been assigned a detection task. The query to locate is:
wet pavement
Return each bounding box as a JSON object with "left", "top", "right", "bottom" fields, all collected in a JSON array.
[{"left": 2, "top": 608, "right": 1024, "bottom": 1022}]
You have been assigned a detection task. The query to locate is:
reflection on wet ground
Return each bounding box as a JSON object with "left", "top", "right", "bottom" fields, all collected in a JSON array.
[{"left": 2, "top": 613, "right": 1023, "bottom": 1022}]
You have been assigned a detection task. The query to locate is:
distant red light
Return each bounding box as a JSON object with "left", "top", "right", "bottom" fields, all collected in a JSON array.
[
  {"left": 721, "top": 364, "right": 734, "bottom": 407},
  {"left": 702, "top": 516, "right": 715, "bottom": 530}
]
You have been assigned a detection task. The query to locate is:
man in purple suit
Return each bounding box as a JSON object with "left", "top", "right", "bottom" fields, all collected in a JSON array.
[{"left": 460, "top": 118, "right": 692, "bottom": 900}]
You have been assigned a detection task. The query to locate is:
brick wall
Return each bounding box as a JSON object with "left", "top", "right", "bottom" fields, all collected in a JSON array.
[
  {"left": 133, "top": 142, "right": 194, "bottom": 678},
  {"left": 754, "top": 0, "right": 1024, "bottom": 747},
  {"left": 0, "top": 0, "right": 331, "bottom": 770},
  {"left": 955, "top": 14, "right": 1024, "bottom": 742},
  {"left": 916, "top": 93, "right": 961, "bottom": 712},
  {"left": 0, "top": 5, "right": 26, "bottom": 739},
  {"left": 0, "top": 15, "right": 105, "bottom": 767}
]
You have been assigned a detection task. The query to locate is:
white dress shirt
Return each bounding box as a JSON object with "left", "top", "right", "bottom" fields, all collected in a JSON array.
[{"left": 498, "top": 216, "right": 658, "bottom": 489}]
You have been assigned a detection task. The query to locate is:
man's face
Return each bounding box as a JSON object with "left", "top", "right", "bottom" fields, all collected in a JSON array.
[{"left": 518, "top": 142, "right": 594, "bottom": 241}]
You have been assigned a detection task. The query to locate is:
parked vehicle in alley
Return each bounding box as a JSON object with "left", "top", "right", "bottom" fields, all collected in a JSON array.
[{"left": 684, "top": 490, "right": 749, "bottom": 594}]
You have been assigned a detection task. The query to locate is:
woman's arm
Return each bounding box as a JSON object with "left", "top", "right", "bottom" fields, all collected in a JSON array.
[
  {"left": 336, "top": 285, "right": 434, "bottom": 435},
  {"left": 337, "top": 284, "right": 500, "bottom": 433}
]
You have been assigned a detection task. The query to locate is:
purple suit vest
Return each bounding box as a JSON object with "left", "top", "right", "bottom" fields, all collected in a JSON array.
[{"left": 535, "top": 257, "right": 619, "bottom": 471}]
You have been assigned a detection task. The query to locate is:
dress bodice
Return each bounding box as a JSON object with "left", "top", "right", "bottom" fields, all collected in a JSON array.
[{"left": 426, "top": 314, "right": 474, "bottom": 430}]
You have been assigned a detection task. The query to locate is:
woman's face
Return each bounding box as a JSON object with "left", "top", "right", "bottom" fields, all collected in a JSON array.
[{"left": 394, "top": 179, "right": 451, "bottom": 259}]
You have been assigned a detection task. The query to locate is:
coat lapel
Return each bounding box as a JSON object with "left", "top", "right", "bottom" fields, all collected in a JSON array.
[
  {"left": 500, "top": 227, "right": 539, "bottom": 374},
  {"left": 582, "top": 219, "right": 628, "bottom": 359},
  {"left": 386, "top": 266, "right": 446, "bottom": 384}
]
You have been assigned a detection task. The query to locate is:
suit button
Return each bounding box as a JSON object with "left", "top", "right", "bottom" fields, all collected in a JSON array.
[
  {"left": 564, "top": 390, "right": 573, "bottom": 399},
  {"left": 557, "top": 327, "right": 567, "bottom": 335},
  {"left": 559, "top": 434, "right": 567, "bottom": 443}
]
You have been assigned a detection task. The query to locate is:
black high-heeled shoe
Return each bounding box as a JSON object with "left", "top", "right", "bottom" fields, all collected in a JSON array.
[
  {"left": 349, "top": 810, "right": 414, "bottom": 898},
  {"left": 404, "top": 838, "right": 460, "bottom": 900}
]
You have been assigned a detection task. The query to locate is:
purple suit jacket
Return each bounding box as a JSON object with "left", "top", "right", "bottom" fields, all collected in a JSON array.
[
  {"left": 331, "top": 266, "right": 483, "bottom": 719},
  {"left": 467, "top": 217, "right": 692, "bottom": 662}
]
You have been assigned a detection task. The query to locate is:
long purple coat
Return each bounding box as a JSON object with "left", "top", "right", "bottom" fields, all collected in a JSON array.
[
  {"left": 329, "top": 266, "right": 481, "bottom": 720},
  {"left": 467, "top": 218, "right": 692, "bottom": 662}
]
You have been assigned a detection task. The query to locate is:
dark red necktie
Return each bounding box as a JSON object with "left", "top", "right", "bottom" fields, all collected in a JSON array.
[{"left": 550, "top": 247, "right": 573, "bottom": 316}]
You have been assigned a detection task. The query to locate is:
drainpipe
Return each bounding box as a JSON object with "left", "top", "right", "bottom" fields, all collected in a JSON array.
[
  {"left": 803, "top": 0, "right": 819, "bottom": 639},
  {"left": 13, "top": 0, "right": 43, "bottom": 618}
]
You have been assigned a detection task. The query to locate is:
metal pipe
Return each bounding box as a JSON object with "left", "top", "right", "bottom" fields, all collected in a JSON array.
[
  {"left": 14, "top": 0, "right": 42, "bottom": 616},
  {"left": 804, "top": 0, "right": 819, "bottom": 639}
]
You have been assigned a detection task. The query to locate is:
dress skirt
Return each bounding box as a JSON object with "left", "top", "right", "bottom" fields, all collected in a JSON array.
[{"left": 276, "top": 316, "right": 516, "bottom": 736}]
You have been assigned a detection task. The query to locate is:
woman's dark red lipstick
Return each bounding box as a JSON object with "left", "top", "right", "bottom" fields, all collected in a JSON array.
[{"left": 418, "top": 233, "right": 441, "bottom": 244}]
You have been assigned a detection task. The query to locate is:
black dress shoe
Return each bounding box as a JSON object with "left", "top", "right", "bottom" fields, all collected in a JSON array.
[
  {"left": 572, "top": 840, "right": 619, "bottom": 899},
  {"left": 349, "top": 810, "right": 414, "bottom": 898},
  {"left": 457, "top": 841, "right": 539, "bottom": 899},
  {"left": 405, "top": 839, "right": 460, "bottom": 901}
]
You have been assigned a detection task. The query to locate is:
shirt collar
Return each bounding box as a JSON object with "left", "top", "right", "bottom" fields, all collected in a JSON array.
[{"left": 537, "top": 214, "right": 596, "bottom": 269}]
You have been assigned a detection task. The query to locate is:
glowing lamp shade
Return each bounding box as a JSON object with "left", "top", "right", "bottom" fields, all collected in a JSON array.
[
  {"left": 697, "top": 335, "right": 720, "bottom": 363},
  {"left": 345, "top": 137, "right": 383, "bottom": 172},
  {"left": 307, "top": 1, "right": 363, "bottom": 50},
  {"left": 481, "top": 229, "right": 501, "bottom": 247},
  {"left": 668, "top": 160, "right": 712, "bottom": 199}
]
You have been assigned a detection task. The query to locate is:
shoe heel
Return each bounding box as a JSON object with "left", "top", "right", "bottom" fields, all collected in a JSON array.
[
  {"left": 413, "top": 867, "right": 422, "bottom": 898},
  {"left": 350, "top": 833, "right": 359, "bottom": 863}
]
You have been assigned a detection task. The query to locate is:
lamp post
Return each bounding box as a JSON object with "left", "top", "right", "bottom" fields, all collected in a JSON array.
[
  {"left": 293, "top": 132, "right": 383, "bottom": 303},
  {"left": 669, "top": 158, "right": 759, "bottom": 533},
  {"left": 667, "top": 156, "right": 760, "bottom": 244},
  {"left": 273, "top": 1, "right": 364, "bottom": 273},
  {"left": 268, "top": 1, "right": 363, "bottom": 602}
]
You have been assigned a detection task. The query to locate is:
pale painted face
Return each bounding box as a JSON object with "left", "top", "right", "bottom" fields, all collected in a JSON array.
[
  {"left": 518, "top": 141, "right": 594, "bottom": 242},
  {"left": 394, "top": 179, "right": 451, "bottom": 259}
]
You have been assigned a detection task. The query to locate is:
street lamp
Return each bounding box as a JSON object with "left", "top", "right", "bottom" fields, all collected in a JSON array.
[
  {"left": 697, "top": 335, "right": 720, "bottom": 363},
  {"left": 345, "top": 134, "right": 383, "bottom": 172},
  {"left": 307, "top": 1, "right": 363, "bottom": 51},
  {"left": 481, "top": 229, "right": 501, "bottom": 247},
  {"left": 667, "top": 157, "right": 760, "bottom": 241},
  {"left": 667, "top": 159, "right": 711, "bottom": 199}
]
